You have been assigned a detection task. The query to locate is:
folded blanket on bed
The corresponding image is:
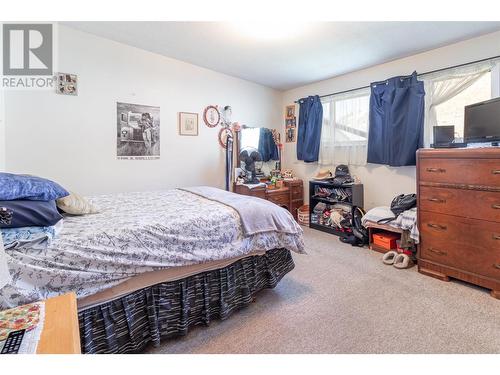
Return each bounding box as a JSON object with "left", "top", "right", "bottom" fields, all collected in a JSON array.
[{"left": 181, "top": 186, "right": 302, "bottom": 236}]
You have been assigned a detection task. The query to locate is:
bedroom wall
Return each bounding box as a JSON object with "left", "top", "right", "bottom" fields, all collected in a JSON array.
[
  {"left": 0, "top": 88, "right": 4, "bottom": 171},
  {"left": 281, "top": 30, "right": 500, "bottom": 209},
  {"left": 3, "top": 24, "right": 282, "bottom": 195}
]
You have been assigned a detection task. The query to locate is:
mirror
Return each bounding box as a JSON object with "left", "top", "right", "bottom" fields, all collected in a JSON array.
[{"left": 237, "top": 127, "right": 280, "bottom": 181}]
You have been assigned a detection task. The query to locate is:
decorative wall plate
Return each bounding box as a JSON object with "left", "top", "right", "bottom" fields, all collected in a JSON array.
[
  {"left": 218, "top": 127, "right": 233, "bottom": 149},
  {"left": 203, "top": 105, "right": 220, "bottom": 128}
]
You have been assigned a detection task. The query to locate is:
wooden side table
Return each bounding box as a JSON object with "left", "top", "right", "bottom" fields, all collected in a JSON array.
[
  {"left": 233, "top": 179, "right": 304, "bottom": 220},
  {"left": 364, "top": 221, "right": 403, "bottom": 254},
  {"left": 37, "top": 292, "right": 81, "bottom": 354}
]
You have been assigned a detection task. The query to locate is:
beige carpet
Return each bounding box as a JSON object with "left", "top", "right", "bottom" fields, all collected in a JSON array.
[{"left": 147, "top": 227, "right": 500, "bottom": 354}]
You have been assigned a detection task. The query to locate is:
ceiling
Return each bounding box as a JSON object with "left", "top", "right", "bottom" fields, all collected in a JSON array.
[{"left": 63, "top": 22, "right": 500, "bottom": 90}]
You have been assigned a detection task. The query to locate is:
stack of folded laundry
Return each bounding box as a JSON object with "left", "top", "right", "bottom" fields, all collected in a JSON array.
[{"left": 0, "top": 173, "right": 70, "bottom": 250}]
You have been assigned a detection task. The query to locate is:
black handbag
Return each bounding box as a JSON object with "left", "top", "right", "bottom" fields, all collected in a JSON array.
[
  {"left": 390, "top": 194, "right": 417, "bottom": 216},
  {"left": 377, "top": 194, "right": 417, "bottom": 224}
]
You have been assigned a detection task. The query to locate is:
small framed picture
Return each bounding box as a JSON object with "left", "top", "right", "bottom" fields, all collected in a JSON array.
[
  {"left": 285, "top": 104, "right": 295, "bottom": 119},
  {"left": 56, "top": 73, "right": 78, "bottom": 96},
  {"left": 178, "top": 112, "right": 199, "bottom": 136}
]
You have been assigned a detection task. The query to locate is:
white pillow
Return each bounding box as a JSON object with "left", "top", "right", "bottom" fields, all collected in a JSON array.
[{"left": 56, "top": 192, "right": 99, "bottom": 215}]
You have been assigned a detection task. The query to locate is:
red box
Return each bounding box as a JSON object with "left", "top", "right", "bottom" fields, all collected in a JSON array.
[{"left": 372, "top": 232, "right": 400, "bottom": 250}]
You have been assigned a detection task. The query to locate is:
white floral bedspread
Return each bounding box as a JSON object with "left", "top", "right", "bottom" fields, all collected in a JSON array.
[{"left": 0, "top": 189, "right": 304, "bottom": 309}]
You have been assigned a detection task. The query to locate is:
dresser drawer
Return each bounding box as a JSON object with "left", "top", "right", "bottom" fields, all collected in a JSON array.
[
  {"left": 267, "top": 192, "right": 289, "bottom": 207},
  {"left": 291, "top": 187, "right": 303, "bottom": 200},
  {"left": 420, "top": 186, "right": 500, "bottom": 222},
  {"left": 419, "top": 158, "right": 500, "bottom": 187},
  {"left": 419, "top": 211, "right": 500, "bottom": 279}
]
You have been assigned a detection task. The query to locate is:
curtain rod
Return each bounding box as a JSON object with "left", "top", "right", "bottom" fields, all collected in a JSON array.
[{"left": 294, "top": 54, "right": 500, "bottom": 103}]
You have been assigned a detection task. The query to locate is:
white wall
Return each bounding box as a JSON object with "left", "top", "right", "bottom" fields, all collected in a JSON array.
[
  {"left": 0, "top": 88, "right": 4, "bottom": 171},
  {"left": 3, "top": 25, "right": 282, "bottom": 195},
  {"left": 281, "top": 30, "right": 500, "bottom": 209}
]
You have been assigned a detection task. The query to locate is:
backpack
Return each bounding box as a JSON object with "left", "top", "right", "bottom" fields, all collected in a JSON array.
[
  {"left": 390, "top": 194, "right": 417, "bottom": 216},
  {"left": 340, "top": 206, "right": 368, "bottom": 247},
  {"left": 377, "top": 194, "right": 417, "bottom": 224}
]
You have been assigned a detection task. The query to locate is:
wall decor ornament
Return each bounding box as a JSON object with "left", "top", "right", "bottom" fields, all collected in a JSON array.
[
  {"left": 203, "top": 105, "right": 221, "bottom": 128},
  {"left": 116, "top": 102, "right": 160, "bottom": 160},
  {"left": 285, "top": 104, "right": 297, "bottom": 143},
  {"left": 218, "top": 127, "right": 233, "bottom": 149},
  {"left": 178, "top": 112, "right": 198, "bottom": 136},
  {"left": 56, "top": 73, "right": 78, "bottom": 96},
  {"left": 220, "top": 105, "right": 233, "bottom": 128}
]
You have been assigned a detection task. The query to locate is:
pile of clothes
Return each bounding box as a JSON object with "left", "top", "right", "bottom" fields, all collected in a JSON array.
[
  {"left": 361, "top": 194, "right": 419, "bottom": 269},
  {"left": 0, "top": 173, "right": 72, "bottom": 251},
  {"left": 311, "top": 202, "right": 352, "bottom": 232},
  {"left": 313, "top": 186, "right": 352, "bottom": 202},
  {"left": 0, "top": 173, "right": 102, "bottom": 251}
]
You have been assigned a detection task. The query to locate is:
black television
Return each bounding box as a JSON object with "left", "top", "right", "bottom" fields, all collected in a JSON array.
[{"left": 464, "top": 97, "right": 500, "bottom": 143}]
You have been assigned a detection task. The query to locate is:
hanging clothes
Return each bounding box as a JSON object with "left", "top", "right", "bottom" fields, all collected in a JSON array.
[
  {"left": 297, "top": 95, "right": 323, "bottom": 163},
  {"left": 258, "top": 128, "right": 279, "bottom": 162},
  {"left": 367, "top": 72, "right": 425, "bottom": 167}
]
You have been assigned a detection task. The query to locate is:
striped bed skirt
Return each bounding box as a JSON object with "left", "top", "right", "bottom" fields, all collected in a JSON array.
[{"left": 78, "top": 248, "right": 295, "bottom": 354}]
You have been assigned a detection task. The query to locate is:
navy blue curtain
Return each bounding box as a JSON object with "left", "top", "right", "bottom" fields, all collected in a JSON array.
[
  {"left": 258, "top": 128, "right": 279, "bottom": 162},
  {"left": 297, "top": 95, "right": 323, "bottom": 163},
  {"left": 367, "top": 72, "right": 425, "bottom": 167}
]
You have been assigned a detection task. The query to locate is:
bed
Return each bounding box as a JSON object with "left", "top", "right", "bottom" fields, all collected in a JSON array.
[{"left": 0, "top": 187, "right": 304, "bottom": 353}]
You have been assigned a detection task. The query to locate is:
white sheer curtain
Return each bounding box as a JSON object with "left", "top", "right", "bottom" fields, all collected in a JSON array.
[
  {"left": 319, "top": 88, "right": 370, "bottom": 167},
  {"left": 423, "top": 60, "right": 497, "bottom": 146}
]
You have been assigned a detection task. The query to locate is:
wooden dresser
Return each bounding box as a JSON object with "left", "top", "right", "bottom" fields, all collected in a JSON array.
[
  {"left": 417, "top": 148, "right": 500, "bottom": 298},
  {"left": 233, "top": 179, "right": 304, "bottom": 220}
]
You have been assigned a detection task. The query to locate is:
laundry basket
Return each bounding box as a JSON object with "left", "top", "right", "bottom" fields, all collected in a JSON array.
[{"left": 297, "top": 205, "right": 309, "bottom": 226}]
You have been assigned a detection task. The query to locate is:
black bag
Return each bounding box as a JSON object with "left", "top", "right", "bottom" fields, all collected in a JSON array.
[
  {"left": 340, "top": 206, "right": 368, "bottom": 247},
  {"left": 335, "top": 164, "right": 350, "bottom": 177},
  {"left": 377, "top": 194, "right": 417, "bottom": 224},
  {"left": 390, "top": 194, "right": 417, "bottom": 216}
]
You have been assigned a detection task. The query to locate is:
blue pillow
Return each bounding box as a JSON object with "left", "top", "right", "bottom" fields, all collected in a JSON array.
[
  {"left": 0, "top": 173, "right": 69, "bottom": 201},
  {"left": 0, "top": 200, "right": 63, "bottom": 228}
]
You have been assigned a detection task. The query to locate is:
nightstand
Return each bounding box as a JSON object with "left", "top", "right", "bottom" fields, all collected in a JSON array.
[
  {"left": 37, "top": 292, "right": 81, "bottom": 354},
  {"left": 233, "top": 179, "right": 304, "bottom": 220}
]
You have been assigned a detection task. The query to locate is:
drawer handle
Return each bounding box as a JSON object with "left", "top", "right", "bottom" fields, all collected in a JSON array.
[
  {"left": 427, "top": 223, "right": 447, "bottom": 231},
  {"left": 494, "top": 264, "right": 500, "bottom": 270},
  {"left": 426, "top": 167, "right": 446, "bottom": 173},
  {"left": 427, "top": 198, "right": 446, "bottom": 203},
  {"left": 494, "top": 235, "right": 500, "bottom": 240},
  {"left": 428, "top": 248, "right": 447, "bottom": 256},
  {"left": 493, "top": 170, "right": 500, "bottom": 175},
  {"left": 492, "top": 204, "right": 500, "bottom": 210}
]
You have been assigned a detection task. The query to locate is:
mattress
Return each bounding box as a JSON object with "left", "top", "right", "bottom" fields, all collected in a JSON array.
[{"left": 0, "top": 189, "right": 304, "bottom": 309}]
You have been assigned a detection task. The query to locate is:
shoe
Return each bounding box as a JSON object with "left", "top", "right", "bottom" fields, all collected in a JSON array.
[
  {"left": 393, "top": 254, "right": 414, "bottom": 269},
  {"left": 382, "top": 251, "right": 398, "bottom": 265}
]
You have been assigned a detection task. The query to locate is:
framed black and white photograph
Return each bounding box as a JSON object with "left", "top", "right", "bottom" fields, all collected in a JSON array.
[
  {"left": 178, "top": 112, "right": 198, "bottom": 136},
  {"left": 56, "top": 73, "right": 78, "bottom": 96},
  {"left": 117, "top": 102, "right": 160, "bottom": 160}
]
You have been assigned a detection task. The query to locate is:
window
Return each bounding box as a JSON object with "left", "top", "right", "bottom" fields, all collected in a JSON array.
[
  {"left": 434, "top": 71, "right": 492, "bottom": 139},
  {"left": 240, "top": 127, "right": 260, "bottom": 149},
  {"left": 423, "top": 60, "right": 498, "bottom": 146},
  {"left": 319, "top": 89, "right": 370, "bottom": 166}
]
